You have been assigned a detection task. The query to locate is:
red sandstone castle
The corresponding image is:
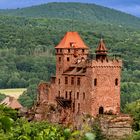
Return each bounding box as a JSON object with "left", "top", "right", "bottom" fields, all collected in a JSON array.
[{"left": 35, "top": 32, "right": 122, "bottom": 122}]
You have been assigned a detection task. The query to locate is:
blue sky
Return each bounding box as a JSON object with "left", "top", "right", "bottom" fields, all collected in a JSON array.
[{"left": 0, "top": 0, "right": 140, "bottom": 17}]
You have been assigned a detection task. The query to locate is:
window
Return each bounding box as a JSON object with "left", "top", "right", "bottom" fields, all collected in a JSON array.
[
  {"left": 71, "top": 77, "right": 74, "bottom": 85},
  {"left": 77, "top": 77, "right": 80, "bottom": 85},
  {"left": 82, "top": 49, "right": 84, "bottom": 53},
  {"left": 56, "top": 49, "right": 58, "bottom": 53},
  {"left": 67, "top": 57, "right": 70, "bottom": 61},
  {"left": 83, "top": 92, "right": 85, "bottom": 100},
  {"left": 60, "top": 49, "right": 62, "bottom": 53},
  {"left": 115, "top": 78, "right": 118, "bottom": 86},
  {"left": 65, "top": 77, "right": 68, "bottom": 84},
  {"left": 78, "top": 103, "right": 80, "bottom": 113},
  {"left": 65, "top": 91, "right": 68, "bottom": 99},
  {"left": 94, "top": 78, "right": 97, "bottom": 86},
  {"left": 99, "top": 106, "right": 104, "bottom": 114},
  {"left": 73, "top": 103, "right": 75, "bottom": 112},
  {"left": 68, "top": 49, "right": 70, "bottom": 53},
  {"left": 69, "top": 91, "right": 72, "bottom": 99},
  {"left": 59, "top": 57, "right": 61, "bottom": 62},
  {"left": 77, "top": 92, "right": 79, "bottom": 99},
  {"left": 58, "top": 91, "right": 60, "bottom": 97},
  {"left": 58, "top": 79, "right": 60, "bottom": 84}
]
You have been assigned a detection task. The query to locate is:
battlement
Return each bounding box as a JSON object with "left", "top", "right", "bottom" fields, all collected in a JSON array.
[{"left": 87, "top": 59, "right": 122, "bottom": 68}]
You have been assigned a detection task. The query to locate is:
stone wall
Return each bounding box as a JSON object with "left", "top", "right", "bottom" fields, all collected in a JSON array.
[{"left": 99, "top": 114, "right": 133, "bottom": 139}]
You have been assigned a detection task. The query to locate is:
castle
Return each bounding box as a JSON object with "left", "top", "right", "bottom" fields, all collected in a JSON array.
[{"left": 34, "top": 31, "right": 122, "bottom": 122}]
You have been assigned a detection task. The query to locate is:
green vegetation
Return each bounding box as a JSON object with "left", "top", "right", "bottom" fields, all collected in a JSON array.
[
  {"left": 0, "top": 3, "right": 140, "bottom": 28},
  {"left": 124, "top": 100, "right": 140, "bottom": 139},
  {"left": 0, "top": 105, "right": 100, "bottom": 140},
  {"left": 0, "top": 93, "right": 6, "bottom": 102}
]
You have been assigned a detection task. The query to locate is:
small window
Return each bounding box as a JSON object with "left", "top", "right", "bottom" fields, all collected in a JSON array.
[
  {"left": 60, "top": 49, "right": 62, "bottom": 53},
  {"left": 65, "top": 91, "right": 68, "bottom": 99},
  {"left": 58, "top": 91, "right": 60, "bottom": 97},
  {"left": 65, "top": 77, "right": 68, "bottom": 84},
  {"left": 68, "top": 49, "right": 70, "bottom": 53},
  {"left": 82, "top": 49, "right": 84, "bottom": 53},
  {"left": 59, "top": 57, "right": 61, "bottom": 62},
  {"left": 56, "top": 49, "right": 58, "bottom": 53},
  {"left": 94, "top": 78, "right": 97, "bottom": 86},
  {"left": 73, "top": 103, "right": 75, "bottom": 112},
  {"left": 77, "top": 77, "right": 80, "bottom": 85},
  {"left": 67, "top": 57, "right": 70, "bottom": 61},
  {"left": 58, "top": 79, "right": 60, "bottom": 84},
  {"left": 83, "top": 92, "right": 85, "bottom": 100},
  {"left": 69, "top": 91, "right": 72, "bottom": 99},
  {"left": 71, "top": 77, "right": 74, "bottom": 85},
  {"left": 78, "top": 103, "right": 80, "bottom": 113},
  {"left": 77, "top": 92, "right": 79, "bottom": 99},
  {"left": 115, "top": 78, "right": 118, "bottom": 86}
]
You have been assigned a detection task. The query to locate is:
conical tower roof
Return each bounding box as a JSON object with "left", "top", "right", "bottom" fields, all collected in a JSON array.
[
  {"left": 96, "top": 38, "right": 108, "bottom": 54},
  {"left": 55, "top": 32, "right": 88, "bottom": 49}
]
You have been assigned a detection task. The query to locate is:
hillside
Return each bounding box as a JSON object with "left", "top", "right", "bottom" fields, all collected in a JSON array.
[{"left": 0, "top": 2, "right": 140, "bottom": 28}]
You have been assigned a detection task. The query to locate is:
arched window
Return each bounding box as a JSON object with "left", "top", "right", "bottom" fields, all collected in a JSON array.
[
  {"left": 67, "top": 57, "right": 70, "bottom": 61},
  {"left": 94, "top": 78, "right": 97, "bottom": 86},
  {"left": 115, "top": 78, "right": 118, "bottom": 86},
  {"left": 77, "top": 92, "right": 79, "bottom": 99},
  {"left": 99, "top": 106, "right": 104, "bottom": 114},
  {"left": 83, "top": 92, "right": 85, "bottom": 100}
]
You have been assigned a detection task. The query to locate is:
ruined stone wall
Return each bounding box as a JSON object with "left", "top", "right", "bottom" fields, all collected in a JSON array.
[{"left": 99, "top": 115, "right": 133, "bottom": 139}]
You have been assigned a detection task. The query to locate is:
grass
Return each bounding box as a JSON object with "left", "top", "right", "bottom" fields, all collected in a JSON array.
[{"left": 0, "top": 88, "right": 27, "bottom": 99}]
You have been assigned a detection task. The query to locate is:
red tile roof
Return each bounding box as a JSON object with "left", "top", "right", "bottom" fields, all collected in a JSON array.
[
  {"left": 55, "top": 32, "right": 88, "bottom": 49},
  {"left": 0, "top": 96, "right": 22, "bottom": 109}
]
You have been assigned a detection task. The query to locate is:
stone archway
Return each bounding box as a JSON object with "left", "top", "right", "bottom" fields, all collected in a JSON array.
[{"left": 99, "top": 106, "right": 104, "bottom": 114}]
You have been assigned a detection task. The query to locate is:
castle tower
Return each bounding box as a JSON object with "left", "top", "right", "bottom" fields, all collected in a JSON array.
[
  {"left": 96, "top": 38, "right": 108, "bottom": 61},
  {"left": 55, "top": 32, "right": 89, "bottom": 97},
  {"left": 89, "top": 39, "right": 122, "bottom": 116}
]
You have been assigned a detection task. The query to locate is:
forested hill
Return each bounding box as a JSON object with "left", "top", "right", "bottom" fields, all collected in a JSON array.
[{"left": 0, "top": 2, "right": 140, "bottom": 28}]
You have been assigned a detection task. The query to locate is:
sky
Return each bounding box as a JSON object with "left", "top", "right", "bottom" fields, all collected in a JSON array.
[{"left": 0, "top": 0, "right": 139, "bottom": 17}]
